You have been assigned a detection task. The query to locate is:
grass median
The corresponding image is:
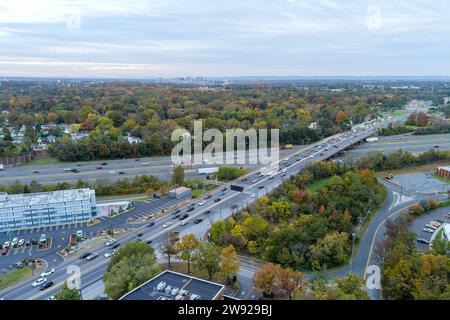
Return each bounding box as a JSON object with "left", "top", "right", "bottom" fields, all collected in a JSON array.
[{"left": 0, "top": 267, "right": 33, "bottom": 291}]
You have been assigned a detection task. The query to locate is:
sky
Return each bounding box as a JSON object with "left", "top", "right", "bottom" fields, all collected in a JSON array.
[{"left": 0, "top": 0, "right": 449, "bottom": 78}]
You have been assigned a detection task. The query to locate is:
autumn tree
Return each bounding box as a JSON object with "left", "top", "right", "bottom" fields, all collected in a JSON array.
[
  {"left": 220, "top": 245, "right": 240, "bottom": 284},
  {"left": 195, "top": 242, "right": 221, "bottom": 280},
  {"left": 176, "top": 233, "right": 200, "bottom": 274}
]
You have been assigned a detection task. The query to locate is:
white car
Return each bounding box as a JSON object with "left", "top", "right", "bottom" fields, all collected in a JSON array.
[
  {"left": 198, "top": 200, "right": 207, "bottom": 206},
  {"left": 3, "top": 241, "right": 10, "bottom": 248},
  {"left": 11, "top": 237, "right": 19, "bottom": 247},
  {"left": 104, "top": 250, "right": 116, "bottom": 258},
  {"left": 40, "top": 268, "right": 55, "bottom": 278},
  {"left": 163, "top": 222, "right": 172, "bottom": 228},
  {"left": 17, "top": 239, "right": 25, "bottom": 247},
  {"left": 251, "top": 193, "right": 257, "bottom": 198},
  {"left": 109, "top": 170, "right": 117, "bottom": 174},
  {"left": 104, "top": 239, "right": 117, "bottom": 246},
  {"left": 282, "top": 169, "right": 287, "bottom": 173},
  {"left": 422, "top": 227, "right": 435, "bottom": 233},
  {"left": 63, "top": 168, "right": 72, "bottom": 171},
  {"left": 32, "top": 277, "right": 47, "bottom": 288},
  {"left": 142, "top": 162, "right": 150, "bottom": 166},
  {"left": 180, "top": 220, "right": 189, "bottom": 226},
  {"left": 48, "top": 296, "right": 56, "bottom": 300}
]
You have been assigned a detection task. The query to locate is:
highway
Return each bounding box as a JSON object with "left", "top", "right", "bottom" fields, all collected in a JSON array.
[
  {"left": 0, "top": 147, "right": 302, "bottom": 185},
  {"left": 0, "top": 119, "right": 392, "bottom": 300}
]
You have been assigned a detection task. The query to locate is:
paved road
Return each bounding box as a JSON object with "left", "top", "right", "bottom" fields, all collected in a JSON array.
[
  {"left": 0, "top": 148, "right": 302, "bottom": 185},
  {"left": 0, "top": 119, "right": 393, "bottom": 300},
  {"left": 339, "top": 133, "right": 450, "bottom": 160}
]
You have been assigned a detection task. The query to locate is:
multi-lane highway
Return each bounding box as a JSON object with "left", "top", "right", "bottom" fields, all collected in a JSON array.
[
  {"left": 0, "top": 147, "right": 302, "bottom": 185},
  {"left": 0, "top": 119, "right": 392, "bottom": 300}
]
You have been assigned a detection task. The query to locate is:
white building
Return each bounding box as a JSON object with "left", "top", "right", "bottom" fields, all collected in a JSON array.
[{"left": 0, "top": 189, "right": 97, "bottom": 231}]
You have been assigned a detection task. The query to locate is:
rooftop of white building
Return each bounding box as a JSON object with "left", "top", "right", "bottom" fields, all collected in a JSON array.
[{"left": 0, "top": 188, "right": 95, "bottom": 209}]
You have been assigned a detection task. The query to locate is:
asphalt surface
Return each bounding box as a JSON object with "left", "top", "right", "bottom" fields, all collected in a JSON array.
[
  {"left": 0, "top": 147, "right": 302, "bottom": 185},
  {"left": 340, "top": 133, "right": 450, "bottom": 160},
  {"left": 0, "top": 119, "right": 393, "bottom": 300}
]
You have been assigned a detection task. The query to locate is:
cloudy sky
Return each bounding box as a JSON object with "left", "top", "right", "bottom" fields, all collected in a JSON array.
[{"left": 0, "top": 0, "right": 449, "bottom": 78}]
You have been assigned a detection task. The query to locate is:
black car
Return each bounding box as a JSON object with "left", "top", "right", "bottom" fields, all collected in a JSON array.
[
  {"left": 221, "top": 187, "right": 227, "bottom": 192},
  {"left": 25, "top": 239, "right": 32, "bottom": 246},
  {"left": 179, "top": 213, "right": 189, "bottom": 220},
  {"left": 268, "top": 176, "right": 274, "bottom": 180},
  {"left": 205, "top": 210, "right": 212, "bottom": 215},
  {"left": 194, "top": 218, "right": 203, "bottom": 224},
  {"left": 137, "top": 233, "right": 144, "bottom": 238},
  {"left": 187, "top": 207, "right": 195, "bottom": 212},
  {"left": 258, "top": 186, "right": 264, "bottom": 189},
  {"left": 118, "top": 171, "right": 125, "bottom": 175},
  {"left": 204, "top": 195, "right": 212, "bottom": 200},
  {"left": 101, "top": 162, "right": 108, "bottom": 165},
  {"left": 146, "top": 240, "right": 153, "bottom": 244},
  {"left": 40, "top": 281, "right": 54, "bottom": 291},
  {"left": 214, "top": 198, "right": 221, "bottom": 202},
  {"left": 172, "top": 214, "right": 181, "bottom": 219},
  {"left": 79, "top": 252, "right": 91, "bottom": 259},
  {"left": 71, "top": 169, "right": 79, "bottom": 173},
  {"left": 417, "top": 238, "right": 430, "bottom": 244},
  {"left": 111, "top": 243, "right": 121, "bottom": 250},
  {"left": 173, "top": 209, "right": 181, "bottom": 215},
  {"left": 76, "top": 163, "right": 83, "bottom": 166}
]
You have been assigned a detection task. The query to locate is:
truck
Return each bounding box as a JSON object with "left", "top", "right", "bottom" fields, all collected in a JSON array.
[
  {"left": 366, "top": 137, "right": 379, "bottom": 143},
  {"left": 198, "top": 167, "right": 219, "bottom": 175}
]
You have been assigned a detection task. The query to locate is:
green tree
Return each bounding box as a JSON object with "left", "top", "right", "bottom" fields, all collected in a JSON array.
[
  {"left": 54, "top": 283, "right": 81, "bottom": 300},
  {"left": 175, "top": 234, "right": 200, "bottom": 274},
  {"left": 104, "top": 242, "right": 160, "bottom": 300},
  {"left": 172, "top": 165, "right": 185, "bottom": 185},
  {"left": 195, "top": 242, "right": 221, "bottom": 280}
]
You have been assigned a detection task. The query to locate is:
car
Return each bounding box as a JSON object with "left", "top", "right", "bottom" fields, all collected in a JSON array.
[
  {"left": 135, "top": 158, "right": 141, "bottom": 161},
  {"left": 118, "top": 171, "right": 125, "bottom": 175},
  {"left": 96, "top": 166, "right": 103, "bottom": 170},
  {"left": 179, "top": 213, "right": 189, "bottom": 220},
  {"left": 180, "top": 220, "right": 189, "bottom": 226},
  {"left": 204, "top": 194, "right": 212, "bottom": 199},
  {"left": 71, "top": 169, "right": 79, "bottom": 173},
  {"left": 142, "top": 162, "right": 150, "bottom": 166},
  {"left": 153, "top": 193, "right": 162, "bottom": 199},
  {"left": 281, "top": 169, "right": 287, "bottom": 173},
  {"left": 1, "top": 247, "right": 8, "bottom": 255},
  {"left": 40, "top": 268, "right": 55, "bottom": 278},
  {"left": 430, "top": 221, "right": 442, "bottom": 227},
  {"left": 425, "top": 224, "right": 438, "bottom": 230},
  {"left": 163, "top": 222, "right": 172, "bottom": 228},
  {"left": 281, "top": 173, "right": 286, "bottom": 177},
  {"left": 165, "top": 285, "right": 173, "bottom": 294},
  {"left": 251, "top": 179, "right": 258, "bottom": 183},
  {"left": 104, "top": 239, "right": 116, "bottom": 246},
  {"left": 137, "top": 233, "right": 144, "bottom": 238},
  {"left": 109, "top": 170, "right": 117, "bottom": 174},
  {"left": 241, "top": 178, "right": 248, "bottom": 182},
  {"left": 434, "top": 145, "right": 439, "bottom": 148},
  {"left": 173, "top": 209, "right": 181, "bottom": 215},
  {"left": 33, "top": 171, "right": 39, "bottom": 174},
  {"left": 172, "top": 214, "right": 180, "bottom": 219},
  {"left": 39, "top": 234, "right": 47, "bottom": 243},
  {"left": 194, "top": 218, "right": 203, "bottom": 224},
  {"left": 187, "top": 207, "right": 195, "bottom": 212},
  {"left": 25, "top": 239, "right": 32, "bottom": 247},
  {"left": 198, "top": 200, "right": 207, "bottom": 206},
  {"left": 221, "top": 187, "right": 227, "bottom": 192},
  {"left": 205, "top": 210, "right": 212, "bottom": 215},
  {"left": 417, "top": 238, "right": 430, "bottom": 245},
  {"left": 146, "top": 221, "right": 156, "bottom": 228},
  {"left": 39, "top": 281, "right": 54, "bottom": 291},
  {"left": 258, "top": 185, "right": 264, "bottom": 189},
  {"left": 218, "top": 191, "right": 225, "bottom": 196},
  {"left": 79, "top": 252, "right": 91, "bottom": 259},
  {"left": 251, "top": 193, "right": 257, "bottom": 198},
  {"left": 214, "top": 198, "right": 221, "bottom": 202},
  {"left": 32, "top": 277, "right": 47, "bottom": 288},
  {"left": 63, "top": 168, "right": 72, "bottom": 172},
  {"left": 48, "top": 296, "right": 56, "bottom": 300},
  {"left": 268, "top": 176, "right": 275, "bottom": 180},
  {"left": 101, "top": 162, "right": 108, "bottom": 165},
  {"left": 422, "top": 227, "right": 435, "bottom": 233},
  {"left": 12, "top": 261, "right": 24, "bottom": 269},
  {"left": 111, "top": 243, "right": 121, "bottom": 250},
  {"left": 85, "top": 253, "right": 98, "bottom": 261},
  {"left": 76, "top": 230, "right": 84, "bottom": 239},
  {"left": 76, "top": 163, "right": 83, "bottom": 166},
  {"left": 104, "top": 250, "right": 116, "bottom": 258},
  {"left": 146, "top": 240, "right": 153, "bottom": 244},
  {"left": 11, "top": 237, "right": 19, "bottom": 247}
]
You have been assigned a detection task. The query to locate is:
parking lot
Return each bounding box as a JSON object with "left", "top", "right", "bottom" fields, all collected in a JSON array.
[
  {"left": 0, "top": 197, "right": 180, "bottom": 274},
  {"left": 409, "top": 206, "right": 450, "bottom": 251},
  {"left": 391, "top": 172, "right": 449, "bottom": 195}
]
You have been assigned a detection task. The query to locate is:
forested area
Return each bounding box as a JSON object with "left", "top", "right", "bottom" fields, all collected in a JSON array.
[
  {"left": 209, "top": 162, "right": 387, "bottom": 271},
  {"left": 1, "top": 81, "right": 377, "bottom": 159}
]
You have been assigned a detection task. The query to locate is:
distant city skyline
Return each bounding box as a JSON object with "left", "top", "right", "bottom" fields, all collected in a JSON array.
[{"left": 0, "top": 0, "right": 449, "bottom": 78}]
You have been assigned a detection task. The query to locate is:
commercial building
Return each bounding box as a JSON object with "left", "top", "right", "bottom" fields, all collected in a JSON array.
[
  {"left": 168, "top": 187, "right": 192, "bottom": 200},
  {"left": 119, "top": 270, "right": 225, "bottom": 300},
  {"left": 436, "top": 166, "right": 450, "bottom": 179},
  {"left": 0, "top": 188, "right": 97, "bottom": 232}
]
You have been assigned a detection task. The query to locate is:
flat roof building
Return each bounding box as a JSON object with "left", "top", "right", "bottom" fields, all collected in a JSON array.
[
  {"left": 120, "top": 270, "right": 225, "bottom": 300},
  {"left": 0, "top": 188, "right": 96, "bottom": 231},
  {"left": 436, "top": 166, "right": 450, "bottom": 179}
]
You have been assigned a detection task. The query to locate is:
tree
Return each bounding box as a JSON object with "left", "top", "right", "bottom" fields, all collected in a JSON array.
[
  {"left": 172, "top": 165, "right": 185, "bottom": 185},
  {"left": 175, "top": 234, "right": 200, "bottom": 274},
  {"left": 220, "top": 245, "right": 240, "bottom": 284},
  {"left": 307, "top": 231, "right": 350, "bottom": 270},
  {"left": 55, "top": 283, "right": 81, "bottom": 300},
  {"left": 276, "top": 266, "right": 303, "bottom": 300},
  {"left": 195, "top": 242, "right": 221, "bottom": 280},
  {"left": 104, "top": 242, "right": 160, "bottom": 300},
  {"left": 162, "top": 231, "right": 179, "bottom": 268},
  {"left": 253, "top": 263, "right": 280, "bottom": 297}
]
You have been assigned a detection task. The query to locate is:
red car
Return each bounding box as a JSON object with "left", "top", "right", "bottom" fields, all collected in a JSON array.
[{"left": 1, "top": 247, "right": 8, "bottom": 255}]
